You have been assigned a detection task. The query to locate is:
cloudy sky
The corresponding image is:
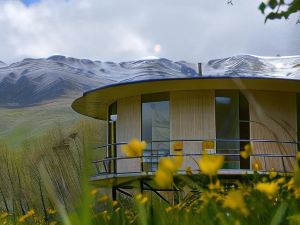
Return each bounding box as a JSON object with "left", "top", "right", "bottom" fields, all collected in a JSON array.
[{"left": 0, "top": 0, "right": 299, "bottom": 63}]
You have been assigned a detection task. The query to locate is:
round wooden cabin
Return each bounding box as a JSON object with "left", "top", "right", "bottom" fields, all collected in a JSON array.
[{"left": 72, "top": 77, "right": 300, "bottom": 183}]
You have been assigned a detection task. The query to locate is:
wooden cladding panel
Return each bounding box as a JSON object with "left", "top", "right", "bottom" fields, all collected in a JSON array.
[
  {"left": 170, "top": 90, "right": 215, "bottom": 170},
  {"left": 116, "top": 96, "right": 141, "bottom": 173},
  {"left": 249, "top": 91, "right": 297, "bottom": 172}
]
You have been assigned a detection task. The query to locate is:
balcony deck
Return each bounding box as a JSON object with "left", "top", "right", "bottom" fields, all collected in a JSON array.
[{"left": 90, "top": 139, "right": 298, "bottom": 188}]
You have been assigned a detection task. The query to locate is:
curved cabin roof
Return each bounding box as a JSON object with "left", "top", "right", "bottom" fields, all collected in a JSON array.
[{"left": 72, "top": 55, "right": 300, "bottom": 120}]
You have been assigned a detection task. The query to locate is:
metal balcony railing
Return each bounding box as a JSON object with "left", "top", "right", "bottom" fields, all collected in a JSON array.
[{"left": 91, "top": 139, "right": 299, "bottom": 177}]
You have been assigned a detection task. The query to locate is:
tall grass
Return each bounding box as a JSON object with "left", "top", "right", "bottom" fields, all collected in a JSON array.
[{"left": 0, "top": 121, "right": 299, "bottom": 225}]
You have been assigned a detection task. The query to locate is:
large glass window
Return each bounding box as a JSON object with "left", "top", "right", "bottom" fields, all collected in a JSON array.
[
  {"left": 142, "top": 93, "right": 170, "bottom": 171},
  {"left": 108, "top": 102, "right": 117, "bottom": 173},
  {"left": 239, "top": 93, "right": 250, "bottom": 169},
  {"left": 215, "top": 91, "right": 250, "bottom": 169}
]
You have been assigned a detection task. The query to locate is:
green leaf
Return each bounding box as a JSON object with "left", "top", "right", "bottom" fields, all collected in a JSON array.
[
  {"left": 265, "top": 12, "right": 284, "bottom": 22},
  {"left": 270, "top": 201, "right": 288, "bottom": 225},
  {"left": 269, "top": 0, "right": 279, "bottom": 9},
  {"left": 259, "top": 2, "right": 266, "bottom": 13}
]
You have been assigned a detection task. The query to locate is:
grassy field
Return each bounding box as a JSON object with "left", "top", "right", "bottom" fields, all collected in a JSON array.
[
  {"left": 0, "top": 131, "right": 299, "bottom": 225},
  {"left": 0, "top": 100, "right": 300, "bottom": 225},
  {"left": 0, "top": 98, "right": 105, "bottom": 149}
]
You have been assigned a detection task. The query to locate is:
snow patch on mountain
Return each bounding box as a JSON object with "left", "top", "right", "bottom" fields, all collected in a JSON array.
[
  {"left": 204, "top": 54, "right": 300, "bottom": 79},
  {"left": 0, "top": 56, "right": 198, "bottom": 107},
  {"left": 0, "top": 54, "right": 299, "bottom": 107}
]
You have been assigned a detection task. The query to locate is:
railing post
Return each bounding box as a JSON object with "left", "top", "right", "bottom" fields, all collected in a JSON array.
[{"left": 95, "top": 163, "right": 100, "bottom": 175}]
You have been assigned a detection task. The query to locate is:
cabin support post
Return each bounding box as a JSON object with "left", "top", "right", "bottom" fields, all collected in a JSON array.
[{"left": 112, "top": 186, "right": 117, "bottom": 201}]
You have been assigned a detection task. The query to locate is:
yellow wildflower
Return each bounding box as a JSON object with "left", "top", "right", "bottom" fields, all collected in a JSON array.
[
  {"left": 269, "top": 168, "right": 277, "bottom": 179},
  {"left": 172, "top": 142, "right": 184, "bottom": 168},
  {"left": 121, "top": 138, "right": 146, "bottom": 157},
  {"left": 90, "top": 188, "right": 98, "bottom": 196},
  {"left": 223, "top": 190, "right": 249, "bottom": 216},
  {"left": 154, "top": 169, "right": 173, "bottom": 188},
  {"left": 294, "top": 187, "right": 300, "bottom": 198},
  {"left": 165, "top": 207, "right": 172, "bottom": 213},
  {"left": 186, "top": 166, "right": 193, "bottom": 175},
  {"left": 286, "top": 177, "right": 295, "bottom": 190},
  {"left": 112, "top": 200, "right": 118, "bottom": 207},
  {"left": 115, "top": 207, "right": 121, "bottom": 213},
  {"left": 252, "top": 161, "right": 262, "bottom": 171},
  {"left": 285, "top": 177, "right": 300, "bottom": 198},
  {"left": 49, "top": 222, "right": 58, "bottom": 225},
  {"left": 27, "top": 210, "right": 35, "bottom": 217},
  {"left": 0, "top": 212, "right": 8, "bottom": 219},
  {"left": 208, "top": 179, "right": 221, "bottom": 190},
  {"left": 134, "top": 194, "right": 148, "bottom": 204},
  {"left": 199, "top": 154, "right": 224, "bottom": 176},
  {"left": 173, "top": 153, "right": 183, "bottom": 169},
  {"left": 235, "top": 220, "right": 241, "bottom": 225},
  {"left": 256, "top": 182, "right": 279, "bottom": 199},
  {"left": 276, "top": 177, "right": 285, "bottom": 184},
  {"left": 297, "top": 152, "right": 300, "bottom": 160},
  {"left": 18, "top": 215, "right": 27, "bottom": 223},
  {"left": 154, "top": 154, "right": 182, "bottom": 188},
  {"left": 240, "top": 144, "right": 252, "bottom": 159},
  {"left": 173, "top": 141, "right": 183, "bottom": 151},
  {"left": 202, "top": 141, "right": 215, "bottom": 152},
  {"left": 159, "top": 158, "right": 177, "bottom": 173},
  {"left": 47, "top": 208, "right": 56, "bottom": 215},
  {"left": 99, "top": 194, "right": 109, "bottom": 202},
  {"left": 102, "top": 210, "right": 111, "bottom": 221}
]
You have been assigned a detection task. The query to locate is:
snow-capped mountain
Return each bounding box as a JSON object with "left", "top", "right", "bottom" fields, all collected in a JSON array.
[
  {"left": 0, "top": 56, "right": 198, "bottom": 107},
  {"left": 0, "top": 54, "right": 299, "bottom": 107},
  {"left": 0, "top": 61, "right": 6, "bottom": 68},
  {"left": 205, "top": 54, "right": 300, "bottom": 78}
]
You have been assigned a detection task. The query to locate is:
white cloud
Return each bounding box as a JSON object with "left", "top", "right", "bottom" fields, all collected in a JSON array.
[{"left": 0, "top": 0, "right": 299, "bottom": 63}]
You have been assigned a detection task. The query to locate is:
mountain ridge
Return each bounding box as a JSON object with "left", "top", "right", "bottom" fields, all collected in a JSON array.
[
  {"left": 0, "top": 56, "right": 198, "bottom": 107},
  {"left": 1, "top": 54, "right": 299, "bottom": 108}
]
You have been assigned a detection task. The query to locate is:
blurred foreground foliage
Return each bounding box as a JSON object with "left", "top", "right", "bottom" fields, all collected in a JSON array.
[
  {"left": 0, "top": 127, "right": 299, "bottom": 225},
  {"left": 259, "top": 0, "right": 300, "bottom": 22}
]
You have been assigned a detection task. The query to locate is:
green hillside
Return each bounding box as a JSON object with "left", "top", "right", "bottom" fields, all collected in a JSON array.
[{"left": 0, "top": 97, "right": 105, "bottom": 149}]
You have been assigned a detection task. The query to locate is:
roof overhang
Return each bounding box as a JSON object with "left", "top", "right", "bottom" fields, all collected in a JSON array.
[{"left": 71, "top": 77, "right": 300, "bottom": 120}]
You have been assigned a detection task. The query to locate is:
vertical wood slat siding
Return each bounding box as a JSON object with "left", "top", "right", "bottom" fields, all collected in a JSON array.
[
  {"left": 116, "top": 96, "right": 141, "bottom": 174},
  {"left": 249, "top": 91, "right": 297, "bottom": 172},
  {"left": 170, "top": 90, "right": 215, "bottom": 170}
]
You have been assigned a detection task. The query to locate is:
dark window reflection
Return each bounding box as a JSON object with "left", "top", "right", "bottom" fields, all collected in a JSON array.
[
  {"left": 108, "top": 102, "right": 117, "bottom": 173},
  {"left": 142, "top": 93, "right": 170, "bottom": 171},
  {"left": 216, "top": 91, "right": 240, "bottom": 169}
]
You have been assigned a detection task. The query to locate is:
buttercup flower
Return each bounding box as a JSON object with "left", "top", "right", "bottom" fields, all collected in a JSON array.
[
  {"left": 252, "top": 160, "right": 262, "bottom": 171},
  {"left": 173, "top": 141, "right": 183, "bottom": 151},
  {"left": 99, "top": 194, "right": 109, "bottom": 202},
  {"left": 47, "top": 208, "right": 56, "bottom": 215},
  {"left": 27, "top": 210, "right": 35, "bottom": 217},
  {"left": 208, "top": 179, "right": 221, "bottom": 190},
  {"left": 0, "top": 212, "right": 8, "bottom": 219},
  {"left": 223, "top": 190, "right": 249, "bottom": 216},
  {"left": 154, "top": 169, "right": 173, "bottom": 188},
  {"left": 159, "top": 158, "right": 177, "bottom": 173},
  {"left": 199, "top": 154, "right": 224, "bottom": 176},
  {"left": 134, "top": 193, "right": 148, "bottom": 204},
  {"left": 154, "top": 147, "right": 184, "bottom": 188},
  {"left": 90, "top": 188, "right": 98, "bottom": 196},
  {"left": 186, "top": 166, "right": 193, "bottom": 175},
  {"left": 121, "top": 138, "right": 146, "bottom": 157},
  {"left": 269, "top": 168, "right": 277, "bottom": 179},
  {"left": 256, "top": 182, "right": 279, "bottom": 199},
  {"left": 240, "top": 144, "right": 252, "bottom": 159}
]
